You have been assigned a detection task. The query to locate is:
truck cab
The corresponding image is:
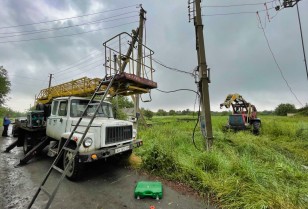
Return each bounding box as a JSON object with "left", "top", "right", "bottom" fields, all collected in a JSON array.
[{"left": 47, "top": 96, "right": 138, "bottom": 154}]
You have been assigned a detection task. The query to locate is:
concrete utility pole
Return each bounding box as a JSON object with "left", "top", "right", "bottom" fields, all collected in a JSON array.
[
  {"left": 191, "top": 0, "right": 213, "bottom": 150},
  {"left": 135, "top": 6, "right": 146, "bottom": 125},
  {"left": 48, "top": 73, "right": 53, "bottom": 97},
  {"left": 48, "top": 74, "right": 53, "bottom": 89}
]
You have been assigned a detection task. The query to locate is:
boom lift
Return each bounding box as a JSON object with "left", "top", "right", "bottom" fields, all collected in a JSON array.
[{"left": 220, "top": 93, "right": 261, "bottom": 135}]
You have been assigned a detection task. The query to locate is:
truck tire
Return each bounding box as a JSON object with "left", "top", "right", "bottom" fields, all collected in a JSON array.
[
  {"left": 23, "top": 134, "right": 33, "bottom": 154},
  {"left": 252, "top": 121, "right": 261, "bottom": 135},
  {"left": 63, "top": 146, "right": 83, "bottom": 181},
  {"left": 12, "top": 129, "right": 17, "bottom": 137}
]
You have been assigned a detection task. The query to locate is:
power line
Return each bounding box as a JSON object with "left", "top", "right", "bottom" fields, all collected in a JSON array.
[
  {"left": 11, "top": 81, "right": 46, "bottom": 87},
  {"left": 0, "top": 4, "right": 139, "bottom": 30},
  {"left": 256, "top": 12, "right": 304, "bottom": 107},
  {"left": 152, "top": 58, "right": 194, "bottom": 76},
  {"left": 9, "top": 75, "right": 47, "bottom": 82},
  {"left": 155, "top": 87, "right": 202, "bottom": 151},
  {"left": 202, "top": 0, "right": 276, "bottom": 8},
  {"left": 202, "top": 7, "right": 277, "bottom": 16},
  {"left": 296, "top": 3, "right": 308, "bottom": 80},
  {"left": 0, "top": 21, "right": 138, "bottom": 44},
  {"left": 0, "top": 12, "right": 138, "bottom": 38},
  {"left": 53, "top": 52, "right": 103, "bottom": 74},
  {"left": 155, "top": 88, "right": 199, "bottom": 95},
  {"left": 52, "top": 49, "right": 102, "bottom": 74},
  {"left": 56, "top": 59, "right": 103, "bottom": 76},
  {"left": 54, "top": 63, "right": 103, "bottom": 84}
]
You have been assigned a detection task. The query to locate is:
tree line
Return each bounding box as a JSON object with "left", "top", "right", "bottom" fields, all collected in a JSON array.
[
  {"left": 1, "top": 65, "right": 306, "bottom": 119},
  {"left": 141, "top": 103, "right": 308, "bottom": 120}
]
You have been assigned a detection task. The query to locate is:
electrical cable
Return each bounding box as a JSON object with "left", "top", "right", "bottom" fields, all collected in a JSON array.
[
  {"left": 155, "top": 88, "right": 199, "bottom": 95},
  {"left": 0, "top": 13, "right": 138, "bottom": 38},
  {"left": 296, "top": 3, "right": 308, "bottom": 80},
  {"left": 52, "top": 50, "right": 103, "bottom": 74},
  {"left": 0, "top": 4, "right": 139, "bottom": 30},
  {"left": 202, "top": 6, "right": 276, "bottom": 16},
  {"left": 256, "top": 12, "right": 304, "bottom": 107},
  {"left": 202, "top": 0, "right": 276, "bottom": 8},
  {"left": 11, "top": 81, "right": 45, "bottom": 87},
  {"left": 55, "top": 59, "right": 104, "bottom": 76},
  {"left": 0, "top": 21, "right": 138, "bottom": 44},
  {"left": 9, "top": 75, "right": 47, "bottom": 82},
  {"left": 152, "top": 58, "right": 194, "bottom": 76},
  {"left": 192, "top": 96, "right": 203, "bottom": 152},
  {"left": 54, "top": 63, "right": 103, "bottom": 84},
  {"left": 52, "top": 37, "right": 130, "bottom": 77},
  {"left": 53, "top": 55, "right": 103, "bottom": 75},
  {"left": 154, "top": 87, "right": 202, "bottom": 151}
]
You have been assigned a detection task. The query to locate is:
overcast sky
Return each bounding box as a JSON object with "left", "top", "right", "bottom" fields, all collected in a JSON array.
[{"left": 1, "top": 0, "right": 307, "bottom": 112}]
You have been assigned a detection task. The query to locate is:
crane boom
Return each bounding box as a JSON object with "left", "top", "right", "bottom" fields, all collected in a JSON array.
[
  {"left": 36, "top": 77, "right": 102, "bottom": 104},
  {"left": 220, "top": 93, "right": 247, "bottom": 109}
]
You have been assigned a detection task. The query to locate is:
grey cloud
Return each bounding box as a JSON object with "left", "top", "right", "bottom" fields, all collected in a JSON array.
[{"left": 0, "top": 0, "right": 307, "bottom": 112}]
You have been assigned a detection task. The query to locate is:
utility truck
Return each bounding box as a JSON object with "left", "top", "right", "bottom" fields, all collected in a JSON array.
[
  {"left": 10, "top": 75, "right": 152, "bottom": 180},
  {"left": 6, "top": 10, "right": 157, "bottom": 183},
  {"left": 7, "top": 6, "right": 156, "bottom": 209}
]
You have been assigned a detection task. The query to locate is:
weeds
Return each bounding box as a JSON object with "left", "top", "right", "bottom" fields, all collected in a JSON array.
[{"left": 135, "top": 115, "right": 308, "bottom": 209}]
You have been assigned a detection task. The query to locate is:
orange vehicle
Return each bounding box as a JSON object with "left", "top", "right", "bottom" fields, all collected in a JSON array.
[{"left": 220, "top": 94, "right": 261, "bottom": 135}]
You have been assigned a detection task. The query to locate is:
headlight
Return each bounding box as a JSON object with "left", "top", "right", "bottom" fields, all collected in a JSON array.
[
  {"left": 133, "top": 129, "right": 137, "bottom": 139},
  {"left": 83, "top": 137, "right": 93, "bottom": 147}
]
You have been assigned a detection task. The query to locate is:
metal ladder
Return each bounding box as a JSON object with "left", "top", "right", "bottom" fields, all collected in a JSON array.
[{"left": 28, "top": 74, "right": 117, "bottom": 209}]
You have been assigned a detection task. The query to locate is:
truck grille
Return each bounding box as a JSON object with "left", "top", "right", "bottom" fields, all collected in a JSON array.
[{"left": 105, "top": 126, "right": 132, "bottom": 144}]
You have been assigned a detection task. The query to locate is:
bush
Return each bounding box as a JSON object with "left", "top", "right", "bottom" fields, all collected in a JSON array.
[{"left": 275, "top": 103, "right": 296, "bottom": 116}]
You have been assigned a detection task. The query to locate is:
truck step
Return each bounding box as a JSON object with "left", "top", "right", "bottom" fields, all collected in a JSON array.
[
  {"left": 40, "top": 186, "right": 51, "bottom": 197},
  {"left": 73, "top": 131, "right": 84, "bottom": 134},
  {"left": 47, "top": 148, "right": 58, "bottom": 157},
  {"left": 95, "top": 91, "right": 106, "bottom": 95},
  {"left": 62, "top": 147, "right": 76, "bottom": 153}
]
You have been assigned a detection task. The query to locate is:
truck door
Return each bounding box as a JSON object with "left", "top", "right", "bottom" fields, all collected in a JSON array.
[{"left": 47, "top": 100, "right": 68, "bottom": 140}]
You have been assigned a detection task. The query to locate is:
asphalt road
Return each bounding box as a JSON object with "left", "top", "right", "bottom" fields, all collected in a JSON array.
[{"left": 0, "top": 126, "right": 215, "bottom": 209}]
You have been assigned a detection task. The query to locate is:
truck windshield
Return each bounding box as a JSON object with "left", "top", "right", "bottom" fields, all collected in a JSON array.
[{"left": 70, "top": 99, "right": 114, "bottom": 118}]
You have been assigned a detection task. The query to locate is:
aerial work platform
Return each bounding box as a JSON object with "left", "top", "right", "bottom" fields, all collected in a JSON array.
[
  {"left": 36, "top": 72, "right": 157, "bottom": 104},
  {"left": 36, "top": 23, "right": 157, "bottom": 105},
  {"left": 104, "top": 72, "right": 157, "bottom": 96}
]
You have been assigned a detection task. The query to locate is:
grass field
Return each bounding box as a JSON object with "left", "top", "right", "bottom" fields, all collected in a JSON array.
[{"left": 135, "top": 115, "right": 308, "bottom": 209}]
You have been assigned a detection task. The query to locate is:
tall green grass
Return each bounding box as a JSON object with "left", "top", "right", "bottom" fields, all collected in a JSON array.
[{"left": 135, "top": 115, "right": 308, "bottom": 209}]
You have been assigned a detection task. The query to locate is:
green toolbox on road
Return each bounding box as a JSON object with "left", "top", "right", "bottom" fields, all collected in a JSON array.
[{"left": 134, "top": 181, "right": 163, "bottom": 200}]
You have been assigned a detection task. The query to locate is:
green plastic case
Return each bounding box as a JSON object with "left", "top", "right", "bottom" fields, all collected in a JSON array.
[{"left": 134, "top": 181, "right": 163, "bottom": 200}]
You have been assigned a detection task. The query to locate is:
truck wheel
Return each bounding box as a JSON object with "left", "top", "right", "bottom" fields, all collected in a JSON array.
[
  {"left": 63, "top": 146, "right": 83, "bottom": 181},
  {"left": 23, "top": 134, "right": 33, "bottom": 154},
  {"left": 252, "top": 121, "right": 261, "bottom": 135},
  {"left": 12, "top": 129, "right": 16, "bottom": 137}
]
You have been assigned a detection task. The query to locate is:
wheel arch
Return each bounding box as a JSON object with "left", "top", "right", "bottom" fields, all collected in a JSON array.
[{"left": 250, "top": 118, "right": 261, "bottom": 124}]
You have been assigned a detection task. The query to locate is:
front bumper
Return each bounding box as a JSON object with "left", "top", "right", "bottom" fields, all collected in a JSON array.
[{"left": 78, "top": 139, "right": 143, "bottom": 163}]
